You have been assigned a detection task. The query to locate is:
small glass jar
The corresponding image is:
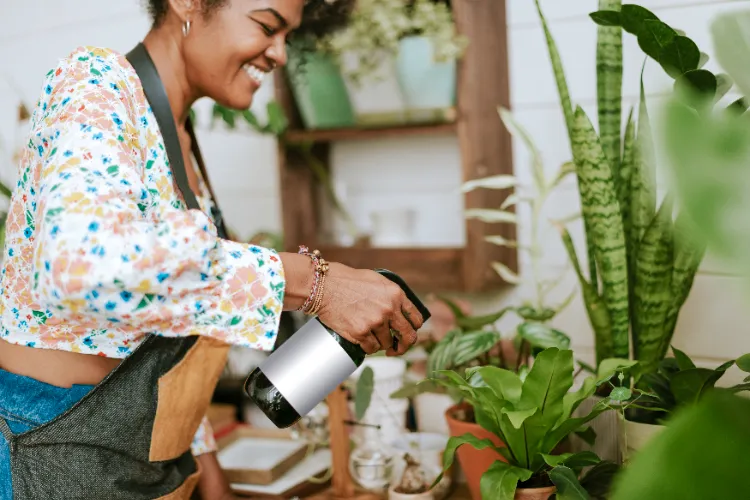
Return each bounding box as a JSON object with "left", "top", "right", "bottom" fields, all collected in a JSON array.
[{"left": 349, "top": 443, "right": 394, "bottom": 492}]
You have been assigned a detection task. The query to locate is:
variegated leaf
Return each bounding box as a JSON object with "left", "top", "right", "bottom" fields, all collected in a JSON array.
[
  {"left": 498, "top": 107, "right": 546, "bottom": 192},
  {"left": 485, "top": 235, "right": 518, "bottom": 248},
  {"left": 466, "top": 209, "right": 517, "bottom": 224},
  {"left": 453, "top": 331, "right": 502, "bottom": 367},
  {"left": 550, "top": 161, "right": 576, "bottom": 189},
  {"left": 492, "top": 261, "right": 521, "bottom": 285},
  {"left": 597, "top": 0, "right": 624, "bottom": 168},
  {"left": 557, "top": 223, "right": 614, "bottom": 362},
  {"left": 571, "top": 106, "right": 629, "bottom": 360},
  {"left": 501, "top": 193, "right": 520, "bottom": 210},
  {"left": 462, "top": 174, "right": 518, "bottom": 192},
  {"left": 633, "top": 196, "right": 675, "bottom": 374}
]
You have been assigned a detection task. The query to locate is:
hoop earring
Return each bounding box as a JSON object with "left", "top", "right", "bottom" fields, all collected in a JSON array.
[{"left": 182, "top": 20, "right": 191, "bottom": 37}]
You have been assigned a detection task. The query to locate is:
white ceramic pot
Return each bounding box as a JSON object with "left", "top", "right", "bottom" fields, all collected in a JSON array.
[
  {"left": 349, "top": 398, "right": 410, "bottom": 446},
  {"left": 414, "top": 393, "right": 455, "bottom": 435},
  {"left": 388, "top": 486, "right": 434, "bottom": 500},
  {"left": 620, "top": 417, "right": 665, "bottom": 463},
  {"left": 570, "top": 395, "right": 622, "bottom": 463},
  {"left": 351, "top": 357, "right": 408, "bottom": 401}
]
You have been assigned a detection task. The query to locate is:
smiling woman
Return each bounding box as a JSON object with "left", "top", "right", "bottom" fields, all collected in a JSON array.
[{"left": 0, "top": 1, "right": 432, "bottom": 499}]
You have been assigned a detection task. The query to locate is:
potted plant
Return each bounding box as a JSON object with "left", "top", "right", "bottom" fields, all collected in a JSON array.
[
  {"left": 617, "top": 348, "right": 750, "bottom": 461},
  {"left": 283, "top": 0, "right": 358, "bottom": 129},
  {"left": 533, "top": 0, "right": 733, "bottom": 460},
  {"left": 319, "top": 0, "right": 467, "bottom": 125},
  {"left": 425, "top": 347, "right": 632, "bottom": 500}
]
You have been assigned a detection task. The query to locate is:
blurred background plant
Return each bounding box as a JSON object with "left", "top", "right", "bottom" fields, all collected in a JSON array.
[{"left": 317, "top": 0, "right": 468, "bottom": 85}]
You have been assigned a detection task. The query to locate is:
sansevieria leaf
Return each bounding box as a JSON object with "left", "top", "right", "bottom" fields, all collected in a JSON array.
[
  {"left": 633, "top": 196, "right": 675, "bottom": 373},
  {"left": 571, "top": 106, "right": 630, "bottom": 359},
  {"left": 498, "top": 107, "right": 546, "bottom": 192},
  {"left": 492, "top": 261, "right": 521, "bottom": 285},
  {"left": 557, "top": 223, "right": 614, "bottom": 362},
  {"left": 597, "top": 0, "right": 623, "bottom": 169}
]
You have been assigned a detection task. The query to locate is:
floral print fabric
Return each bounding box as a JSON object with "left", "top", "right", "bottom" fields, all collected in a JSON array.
[{"left": 0, "top": 46, "right": 286, "bottom": 455}]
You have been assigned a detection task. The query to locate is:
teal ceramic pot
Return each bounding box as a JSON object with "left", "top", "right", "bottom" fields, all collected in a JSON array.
[
  {"left": 395, "top": 35, "right": 457, "bottom": 112},
  {"left": 286, "top": 49, "right": 355, "bottom": 129}
]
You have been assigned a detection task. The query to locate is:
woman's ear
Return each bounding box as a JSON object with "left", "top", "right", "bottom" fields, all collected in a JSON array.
[{"left": 167, "top": 0, "right": 197, "bottom": 24}]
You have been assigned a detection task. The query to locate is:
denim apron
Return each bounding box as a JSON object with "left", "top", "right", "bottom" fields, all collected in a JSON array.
[{"left": 0, "top": 42, "right": 232, "bottom": 499}]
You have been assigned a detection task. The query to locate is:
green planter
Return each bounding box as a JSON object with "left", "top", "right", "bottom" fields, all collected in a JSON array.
[{"left": 286, "top": 50, "right": 355, "bottom": 130}]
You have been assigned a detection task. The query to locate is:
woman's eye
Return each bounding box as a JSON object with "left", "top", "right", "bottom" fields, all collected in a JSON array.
[{"left": 258, "top": 22, "right": 276, "bottom": 36}]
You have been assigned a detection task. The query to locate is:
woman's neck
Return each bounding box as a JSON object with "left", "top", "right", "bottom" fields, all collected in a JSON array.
[{"left": 141, "top": 29, "right": 198, "bottom": 128}]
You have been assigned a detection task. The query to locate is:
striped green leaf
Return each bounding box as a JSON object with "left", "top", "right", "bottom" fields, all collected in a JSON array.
[
  {"left": 630, "top": 74, "right": 657, "bottom": 266},
  {"left": 453, "top": 331, "right": 502, "bottom": 367},
  {"left": 534, "top": 0, "right": 574, "bottom": 135},
  {"left": 661, "top": 210, "right": 705, "bottom": 360},
  {"left": 571, "top": 106, "right": 630, "bottom": 360},
  {"left": 633, "top": 196, "right": 675, "bottom": 373},
  {"left": 427, "top": 330, "right": 461, "bottom": 375},
  {"left": 557, "top": 223, "right": 614, "bottom": 362},
  {"left": 620, "top": 108, "right": 636, "bottom": 237},
  {"left": 597, "top": 0, "right": 623, "bottom": 169}
]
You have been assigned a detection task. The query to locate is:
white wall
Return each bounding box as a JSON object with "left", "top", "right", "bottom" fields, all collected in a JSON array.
[{"left": 1, "top": 0, "right": 749, "bottom": 383}]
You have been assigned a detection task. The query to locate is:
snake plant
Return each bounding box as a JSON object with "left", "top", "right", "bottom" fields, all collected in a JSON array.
[{"left": 534, "top": 0, "right": 710, "bottom": 376}]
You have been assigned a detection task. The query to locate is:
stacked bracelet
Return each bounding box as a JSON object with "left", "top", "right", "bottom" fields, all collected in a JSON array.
[{"left": 297, "top": 245, "right": 329, "bottom": 316}]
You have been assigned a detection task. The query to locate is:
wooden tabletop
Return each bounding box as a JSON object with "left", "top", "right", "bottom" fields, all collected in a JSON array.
[{"left": 299, "top": 483, "right": 473, "bottom": 500}]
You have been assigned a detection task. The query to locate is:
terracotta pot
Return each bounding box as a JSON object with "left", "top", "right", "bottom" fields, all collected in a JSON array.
[
  {"left": 444, "top": 403, "right": 507, "bottom": 500},
  {"left": 514, "top": 485, "right": 557, "bottom": 500}
]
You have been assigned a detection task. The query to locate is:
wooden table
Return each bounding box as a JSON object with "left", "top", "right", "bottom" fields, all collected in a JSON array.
[{"left": 301, "top": 483, "right": 472, "bottom": 499}]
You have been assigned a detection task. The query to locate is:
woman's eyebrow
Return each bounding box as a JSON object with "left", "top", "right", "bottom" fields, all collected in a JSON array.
[{"left": 249, "top": 7, "right": 289, "bottom": 27}]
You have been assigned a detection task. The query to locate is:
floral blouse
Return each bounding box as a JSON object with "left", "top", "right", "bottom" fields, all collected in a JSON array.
[{"left": 0, "top": 46, "right": 286, "bottom": 455}]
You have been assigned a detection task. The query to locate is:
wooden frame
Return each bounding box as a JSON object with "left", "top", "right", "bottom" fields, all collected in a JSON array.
[{"left": 274, "top": 0, "right": 516, "bottom": 294}]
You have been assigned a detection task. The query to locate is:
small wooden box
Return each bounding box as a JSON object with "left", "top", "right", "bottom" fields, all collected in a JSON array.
[{"left": 216, "top": 426, "right": 309, "bottom": 485}]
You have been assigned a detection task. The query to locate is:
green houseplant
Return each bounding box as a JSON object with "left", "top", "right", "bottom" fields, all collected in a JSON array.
[
  {"left": 425, "top": 347, "right": 634, "bottom": 499},
  {"left": 318, "top": 0, "right": 467, "bottom": 125}
]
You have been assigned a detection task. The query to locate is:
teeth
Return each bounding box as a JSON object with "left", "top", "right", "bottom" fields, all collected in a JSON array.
[{"left": 243, "top": 64, "right": 266, "bottom": 85}]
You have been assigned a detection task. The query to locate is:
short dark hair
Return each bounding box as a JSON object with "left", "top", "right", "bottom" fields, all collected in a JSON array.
[{"left": 145, "top": 0, "right": 354, "bottom": 44}]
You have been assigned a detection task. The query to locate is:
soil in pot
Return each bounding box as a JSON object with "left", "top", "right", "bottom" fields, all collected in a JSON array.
[{"left": 445, "top": 404, "right": 506, "bottom": 500}]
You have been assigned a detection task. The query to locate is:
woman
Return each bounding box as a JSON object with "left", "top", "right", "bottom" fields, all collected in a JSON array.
[{"left": 0, "top": 1, "right": 425, "bottom": 498}]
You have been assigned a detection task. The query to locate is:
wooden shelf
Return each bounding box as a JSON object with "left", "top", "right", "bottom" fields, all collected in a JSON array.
[
  {"left": 319, "top": 247, "right": 464, "bottom": 293},
  {"left": 283, "top": 122, "right": 457, "bottom": 144},
  {"left": 273, "top": 0, "right": 516, "bottom": 294}
]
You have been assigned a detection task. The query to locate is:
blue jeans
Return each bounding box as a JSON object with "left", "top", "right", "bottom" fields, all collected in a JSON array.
[{"left": 0, "top": 368, "right": 93, "bottom": 499}]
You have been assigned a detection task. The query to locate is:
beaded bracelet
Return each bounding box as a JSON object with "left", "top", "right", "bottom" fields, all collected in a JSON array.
[{"left": 297, "top": 245, "right": 329, "bottom": 316}]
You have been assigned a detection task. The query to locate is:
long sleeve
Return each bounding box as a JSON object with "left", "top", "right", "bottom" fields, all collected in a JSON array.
[
  {"left": 27, "top": 47, "right": 285, "bottom": 352},
  {"left": 190, "top": 416, "right": 218, "bottom": 456}
]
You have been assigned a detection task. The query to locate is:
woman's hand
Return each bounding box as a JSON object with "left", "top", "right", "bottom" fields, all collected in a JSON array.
[{"left": 316, "top": 262, "right": 425, "bottom": 356}]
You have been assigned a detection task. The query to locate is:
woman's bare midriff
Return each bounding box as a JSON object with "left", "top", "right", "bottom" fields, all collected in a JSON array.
[{"left": 0, "top": 338, "right": 121, "bottom": 388}]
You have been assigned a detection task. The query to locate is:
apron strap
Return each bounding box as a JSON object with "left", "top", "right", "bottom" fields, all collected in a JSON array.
[{"left": 125, "top": 42, "right": 229, "bottom": 239}]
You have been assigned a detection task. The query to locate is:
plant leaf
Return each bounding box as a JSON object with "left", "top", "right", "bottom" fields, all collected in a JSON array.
[
  {"left": 518, "top": 322, "right": 571, "bottom": 350},
  {"left": 637, "top": 19, "right": 677, "bottom": 61},
  {"left": 485, "top": 235, "right": 518, "bottom": 248},
  {"left": 736, "top": 354, "right": 750, "bottom": 373},
  {"left": 609, "top": 386, "right": 632, "bottom": 402},
  {"left": 468, "top": 365, "right": 523, "bottom": 403},
  {"left": 465, "top": 209, "right": 517, "bottom": 224},
  {"left": 354, "top": 366, "right": 374, "bottom": 420},
  {"left": 589, "top": 10, "right": 622, "bottom": 27},
  {"left": 453, "top": 330, "right": 502, "bottom": 366},
  {"left": 575, "top": 426, "right": 598, "bottom": 446},
  {"left": 715, "top": 73, "right": 734, "bottom": 102},
  {"left": 580, "top": 461, "right": 621, "bottom": 499},
  {"left": 571, "top": 106, "right": 630, "bottom": 359},
  {"left": 462, "top": 174, "right": 517, "bottom": 192},
  {"left": 498, "top": 106, "right": 546, "bottom": 192},
  {"left": 674, "top": 69, "right": 717, "bottom": 98},
  {"left": 543, "top": 451, "right": 601, "bottom": 468},
  {"left": 432, "top": 433, "right": 504, "bottom": 489},
  {"left": 671, "top": 346, "right": 696, "bottom": 370},
  {"left": 520, "top": 347, "right": 574, "bottom": 431},
  {"left": 457, "top": 307, "right": 514, "bottom": 330},
  {"left": 501, "top": 193, "right": 520, "bottom": 210},
  {"left": 659, "top": 36, "right": 701, "bottom": 79},
  {"left": 596, "top": 0, "right": 623, "bottom": 169},
  {"left": 492, "top": 261, "right": 521, "bottom": 285},
  {"left": 712, "top": 11, "right": 750, "bottom": 99},
  {"left": 550, "top": 465, "right": 592, "bottom": 499},
  {"left": 670, "top": 367, "right": 726, "bottom": 405},
  {"left": 620, "top": 4, "right": 659, "bottom": 35},
  {"left": 479, "top": 461, "right": 533, "bottom": 500}
]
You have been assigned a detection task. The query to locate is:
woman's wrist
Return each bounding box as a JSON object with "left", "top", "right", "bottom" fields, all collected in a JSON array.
[{"left": 279, "top": 251, "right": 315, "bottom": 311}]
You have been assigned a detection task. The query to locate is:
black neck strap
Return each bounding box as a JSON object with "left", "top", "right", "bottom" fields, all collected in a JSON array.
[{"left": 125, "top": 42, "right": 228, "bottom": 239}]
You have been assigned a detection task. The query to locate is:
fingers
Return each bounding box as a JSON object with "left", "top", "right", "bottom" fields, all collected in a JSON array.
[
  {"left": 372, "top": 322, "right": 392, "bottom": 354},
  {"left": 358, "top": 330, "right": 381, "bottom": 355},
  {"left": 387, "top": 311, "right": 418, "bottom": 356},
  {"left": 401, "top": 299, "right": 425, "bottom": 331}
]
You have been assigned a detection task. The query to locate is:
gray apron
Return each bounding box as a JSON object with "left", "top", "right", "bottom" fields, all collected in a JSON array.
[{"left": 0, "top": 42, "right": 233, "bottom": 499}]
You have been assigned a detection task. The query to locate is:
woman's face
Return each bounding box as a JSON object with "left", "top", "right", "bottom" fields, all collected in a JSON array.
[{"left": 182, "top": 0, "right": 304, "bottom": 109}]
